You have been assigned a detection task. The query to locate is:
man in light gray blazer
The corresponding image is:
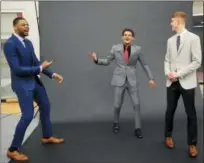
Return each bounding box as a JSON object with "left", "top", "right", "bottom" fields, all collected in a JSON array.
[
  {"left": 89, "top": 28, "right": 155, "bottom": 139},
  {"left": 164, "top": 12, "right": 202, "bottom": 158}
]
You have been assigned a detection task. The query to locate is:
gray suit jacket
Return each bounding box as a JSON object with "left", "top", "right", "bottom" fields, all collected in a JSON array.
[
  {"left": 164, "top": 30, "right": 202, "bottom": 89},
  {"left": 96, "top": 44, "right": 154, "bottom": 87}
]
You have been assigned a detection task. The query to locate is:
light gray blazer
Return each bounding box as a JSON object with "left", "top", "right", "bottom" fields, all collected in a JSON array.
[
  {"left": 96, "top": 44, "right": 154, "bottom": 87},
  {"left": 164, "top": 30, "right": 202, "bottom": 89}
]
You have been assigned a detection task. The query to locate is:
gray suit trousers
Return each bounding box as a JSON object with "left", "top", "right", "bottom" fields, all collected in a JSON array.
[{"left": 113, "top": 79, "right": 141, "bottom": 129}]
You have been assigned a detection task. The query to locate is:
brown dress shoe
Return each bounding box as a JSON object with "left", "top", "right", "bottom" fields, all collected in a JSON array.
[
  {"left": 165, "top": 137, "right": 174, "bottom": 149},
  {"left": 41, "top": 136, "right": 65, "bottom": 144},
  {"left": 7, "top": 150, "right": 29, "bottom": 161},
  {"left": 189, "top": 145, "right": 198, "bottom": 158}
]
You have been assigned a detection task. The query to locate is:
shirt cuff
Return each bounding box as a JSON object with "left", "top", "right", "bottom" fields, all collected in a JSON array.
[
  {"left": 40, "top": 66, "right": 43, "bottom": 72},
  {"left": 52, "top": 73, "right": 55, "bottom": 78},
  {"left": 94, "top": 59, "right": 98, "bottom": 64}
]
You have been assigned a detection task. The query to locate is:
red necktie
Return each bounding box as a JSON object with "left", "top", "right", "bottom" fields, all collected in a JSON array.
[{"left": 124, "top": 47, "right": 129, "bottom": 64}]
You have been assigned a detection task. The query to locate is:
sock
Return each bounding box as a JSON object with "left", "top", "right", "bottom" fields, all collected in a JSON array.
[
  {"left": 43, "top": 137, "right": 50, "bottom": 139},
  {"left": 9, "top": 147, "right": 18, "bottom": 152}
]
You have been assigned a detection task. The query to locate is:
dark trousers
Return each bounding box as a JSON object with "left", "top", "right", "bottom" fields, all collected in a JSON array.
[
  {"left": 10, "top": 82, "right": 52, "bottom": 149},
  {"left": 164, "top": 81, "right": 197, "bottom": 145}
]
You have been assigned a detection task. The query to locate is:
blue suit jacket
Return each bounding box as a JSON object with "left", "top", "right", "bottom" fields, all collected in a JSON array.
[{"left": 3, "top": 34, "right": 54, "bottom": 91}]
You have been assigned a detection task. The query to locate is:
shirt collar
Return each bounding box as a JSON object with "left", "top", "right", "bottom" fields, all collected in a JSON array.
[
  {"left": 123, "top": 44, "right": 131, "bottom": 49},
  {"left": 177, "top": 28, "right": 187, "bottom": 37},
  {"left": 13, "top": 33, "right": 24, "bottom": 43}
]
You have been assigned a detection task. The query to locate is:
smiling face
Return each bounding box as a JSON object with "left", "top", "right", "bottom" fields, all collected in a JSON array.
[
  {"left": 14, "top": 18, "right": 29, "bottom": 37},
  {"left": 122, "top": 29, "right": 134, "bottom": 45}
]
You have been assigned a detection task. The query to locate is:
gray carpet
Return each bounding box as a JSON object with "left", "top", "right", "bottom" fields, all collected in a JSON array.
[
  {"left": 10, "top": 110, "right": 203, "bottom": 163},
  {"left": 8, "top": 81, "right": 203, "bottom": 163}
]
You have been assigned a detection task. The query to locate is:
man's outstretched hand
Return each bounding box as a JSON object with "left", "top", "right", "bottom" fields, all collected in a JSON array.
[
  {"left": 149, "top": 80, "right": 156, "bottom": 88},
  {"left": 52, "top": 73, "right": 63, "bottom": 83},
  {"left": 88, "top": 52, "right": 97, "bottom": 61}
]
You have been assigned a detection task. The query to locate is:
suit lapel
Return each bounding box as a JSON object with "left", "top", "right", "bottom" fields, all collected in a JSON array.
[
  {"left": 129, "top": 45, "right": 135, "bottom": 60},
  {"left": 23, "top": 39, "right": 35, "bottom": 64},
  {"left": 12, "top": 34, "right": 27, "bottom": 54},
  {"left": 12, "top": 35, "right": 34, "bottom": 64},
  {"left": 118, "top": 44, "right": 124, "bottom": 61},
  {"left": 119, "top": 44, "right": 123, "bottom": 53},
  {"left": 178, "top": 31, "right": 187, "bottom": 54},
  {"left": 172, "top": 36, "right": 178, "bottom": 57}
]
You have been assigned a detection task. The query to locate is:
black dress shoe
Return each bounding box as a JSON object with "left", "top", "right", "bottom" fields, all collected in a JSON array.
[
  {"left": 134, "top": 128, "right": 143, "bottom": 139},
  {"left": 112, "top": 123, "right": 120, "bottom": 134}
]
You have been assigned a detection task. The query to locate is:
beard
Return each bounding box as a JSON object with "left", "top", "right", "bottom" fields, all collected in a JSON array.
[{"left": 18, "top": 31, "right": 28, "bottom": 38}]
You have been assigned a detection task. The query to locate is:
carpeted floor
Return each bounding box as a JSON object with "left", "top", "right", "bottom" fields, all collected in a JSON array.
[{"left": 10, "top": 115, "right": 203, "bottom": 163}]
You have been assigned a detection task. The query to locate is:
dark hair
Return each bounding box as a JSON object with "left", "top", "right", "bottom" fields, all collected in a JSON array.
[
  {"left": 13, "top": 17, "right": 25, "bottom": 26},
  {"left": 122, "top": 28, "right": 135, "bottom": 37}
]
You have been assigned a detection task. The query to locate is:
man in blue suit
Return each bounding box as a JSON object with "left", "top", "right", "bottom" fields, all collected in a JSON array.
[{"left": 4, "top": 17, "right": 64, "bottom": 161}]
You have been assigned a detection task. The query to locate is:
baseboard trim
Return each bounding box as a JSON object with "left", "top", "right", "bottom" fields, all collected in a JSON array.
[{"left": 1, "top": 98, "right": 18, "bottom": 103}]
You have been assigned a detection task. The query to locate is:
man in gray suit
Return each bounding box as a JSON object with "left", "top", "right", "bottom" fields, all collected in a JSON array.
[
  {"left": 89, "top": 28, "right": 155, "bottom": 138},
  {"left": 164, "top": 12, "right": 202, "bottom": 158}
]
